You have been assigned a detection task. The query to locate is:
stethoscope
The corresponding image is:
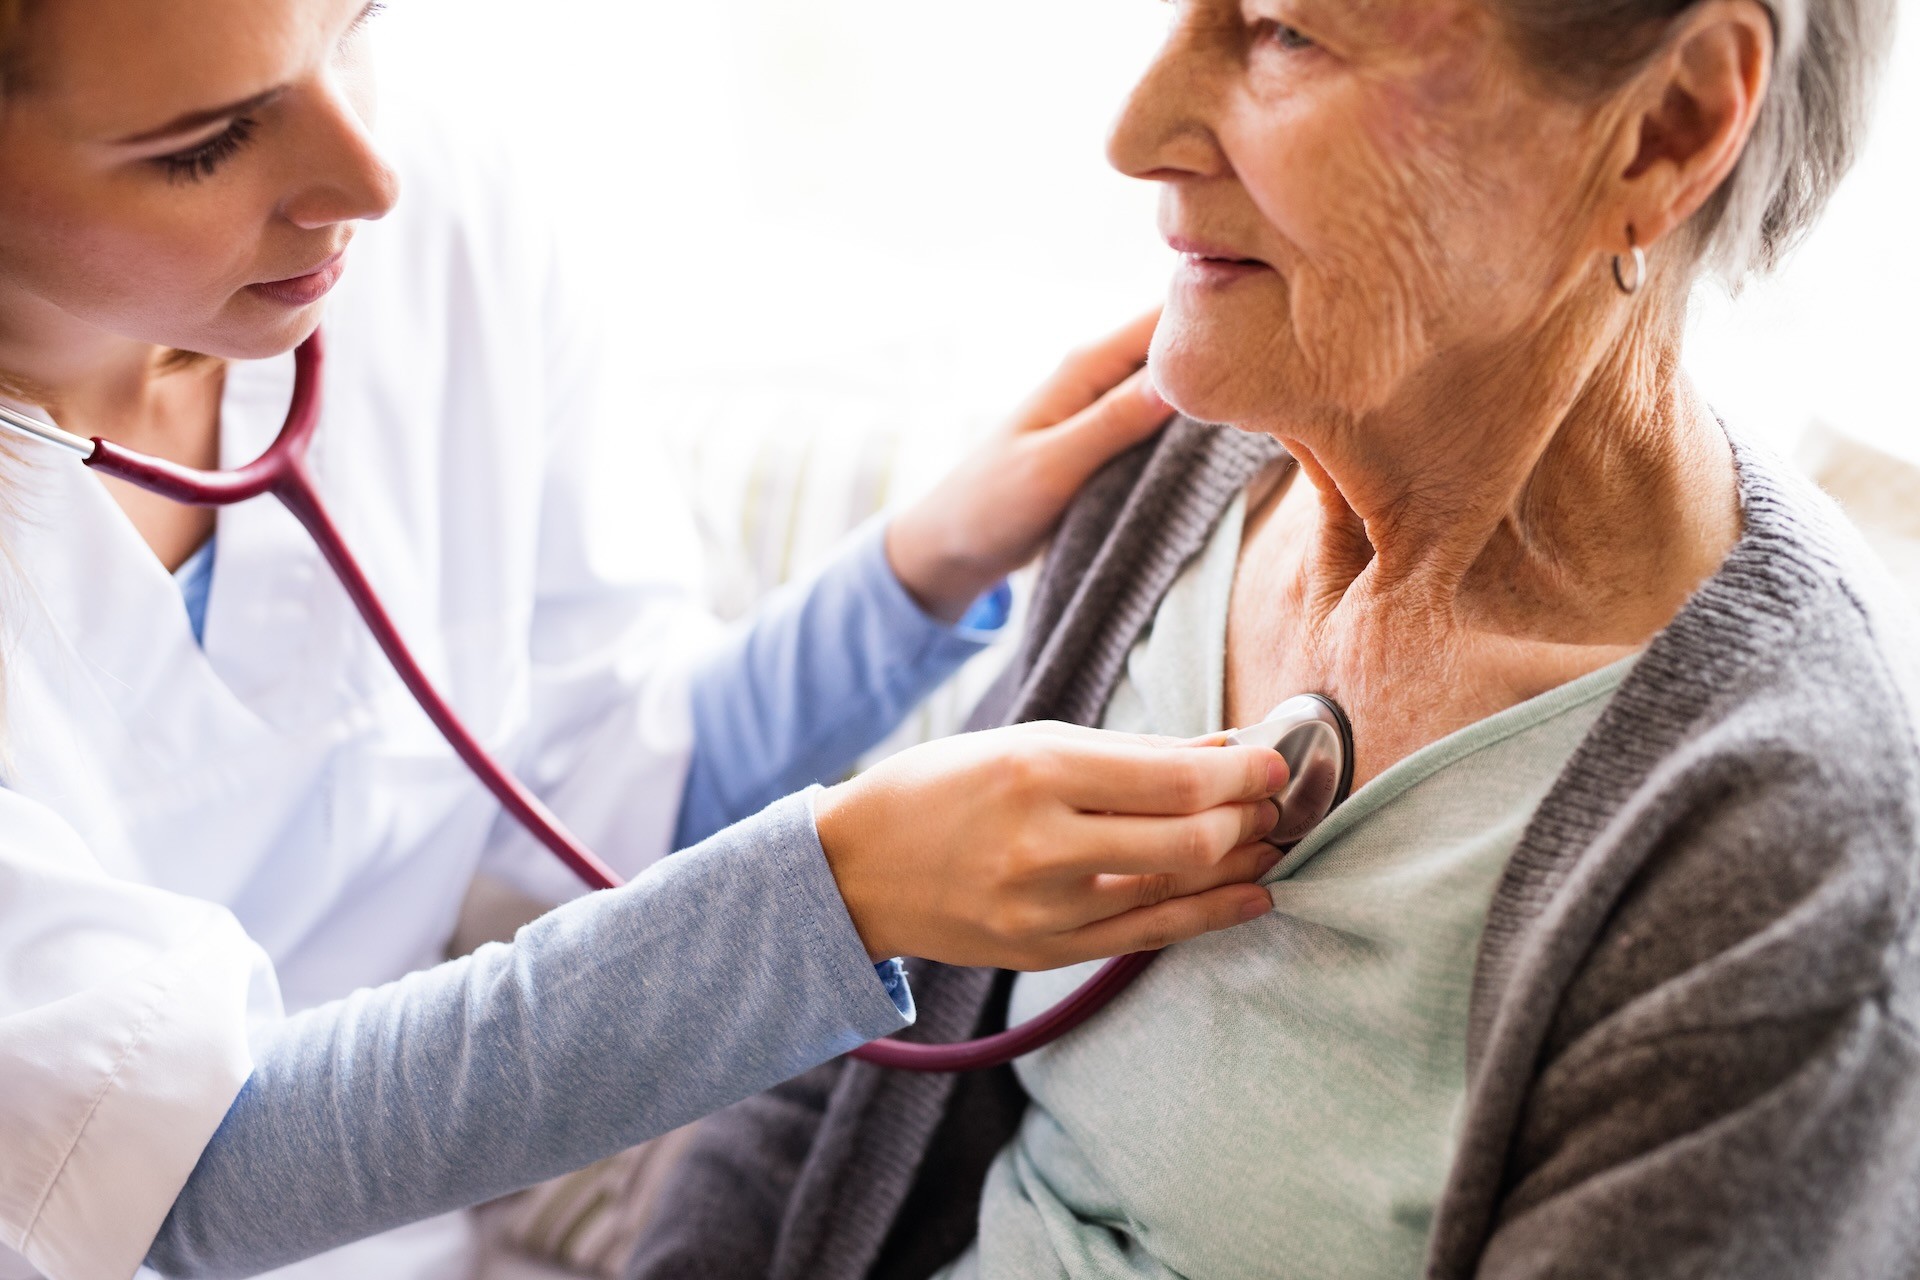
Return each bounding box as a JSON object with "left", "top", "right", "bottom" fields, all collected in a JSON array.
[{"left": 0, "top": 330, "right": 1355, "bottom": 1072}]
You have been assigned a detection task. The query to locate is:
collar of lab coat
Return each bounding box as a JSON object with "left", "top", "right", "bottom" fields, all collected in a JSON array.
[
  {"left": 7, "top": 349, "right": 363, "bottom": 783},
  {"left": 202, "top": 350, "right": 366, "bottom": 730}
]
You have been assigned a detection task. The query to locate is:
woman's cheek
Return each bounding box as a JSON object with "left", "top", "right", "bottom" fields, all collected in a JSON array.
[
  {"left": 1259, "top": 133, "right": 1454, "bottom": 413},
  {"left": 46, "top": 194, "right": 258, "bottom": 342}
]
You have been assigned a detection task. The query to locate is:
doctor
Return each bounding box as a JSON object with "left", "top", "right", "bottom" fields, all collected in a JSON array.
[{"left": 0, "top": 0, "right": 1296, "bottom": 1278}]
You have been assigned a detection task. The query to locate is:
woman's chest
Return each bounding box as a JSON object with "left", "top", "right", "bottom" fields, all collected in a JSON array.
[
  {"left": 1225, "top": 573, "right": 1629, "bottom": 789},
  {"left": 994, "top": 568, "right": 1628, "bottom": 1275},
  {"left": 1222, "top": 478, "right": 1640, "bottom": 787},
  {"left": 1001, "top": 779, "right": 1520, "bottom": 1280}
]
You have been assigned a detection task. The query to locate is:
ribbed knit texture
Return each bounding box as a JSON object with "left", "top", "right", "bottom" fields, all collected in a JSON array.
[
  {"left": 765, "top": 421, "right": 1287, "bottom": 1280},
  {"left": 627, "top": 419, "right": 1920, "bottom": 1280}
]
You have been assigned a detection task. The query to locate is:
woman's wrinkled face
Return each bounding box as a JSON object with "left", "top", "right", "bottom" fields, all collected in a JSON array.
[
  {"left": 1113, "top": 0, "right": 1616, "bottom": 431},
  {"left": 0, "top": 0, "right": 398, "bottom": 361}
]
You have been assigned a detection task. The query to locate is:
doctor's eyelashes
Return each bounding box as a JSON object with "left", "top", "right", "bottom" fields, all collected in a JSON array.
[
  {"left": 156, "top": 116, "right": 260, "bottom": 184},
  {"left": 151, "top": 3, "right": 385, "bottom": 186}
]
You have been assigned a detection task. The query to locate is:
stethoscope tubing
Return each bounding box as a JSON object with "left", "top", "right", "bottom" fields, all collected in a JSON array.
[
  {"left": 82, "top": 332, "right": 631, "bottom": 896},
  {"left": 26, "top": 330, "right": 1118, "bottom": 1072}
]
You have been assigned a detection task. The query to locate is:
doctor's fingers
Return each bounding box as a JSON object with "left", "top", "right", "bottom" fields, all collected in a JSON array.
[
  {"left": 1013, "top": 307, "right": 1163, "bottom": 432},
  {"left": 1062, "top": 838, "right": 1282, "bottom": 928},
  {"left": 1055, "top": 805, "right": 1281, "bottom": 879},
  {"left": 1033, "top": 737, "right": 1288, "bottom": 814},
  {"left": 1040, "top": 882, "right": 1276, "bottom": 969},
  {"left": 1040, "top": 370, "right": 1175, "bottom": 481}
]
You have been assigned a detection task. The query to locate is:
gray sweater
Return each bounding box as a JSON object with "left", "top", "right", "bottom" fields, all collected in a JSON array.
[{"left": 626, "top": 419, "right": 1920, "bottom": 1280}]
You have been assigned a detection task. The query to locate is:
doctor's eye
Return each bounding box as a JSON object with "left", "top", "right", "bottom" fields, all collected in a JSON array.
[
  {"left": 348, "top": 1, "right": 388, "bottom": 36},
  {"left": 155, "top": 116, "right": 259, "bottom": 184}
]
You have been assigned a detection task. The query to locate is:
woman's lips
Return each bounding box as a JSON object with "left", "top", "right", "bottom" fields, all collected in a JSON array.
[
  {"left": 1166, "top": 235, "right": 1271, "bottom": 289},
  {"left": 1176, "top": 255, "right": 1269, "bottom": 287},
  {"left": 248, "top": 251, "right": 347, "bottom": 308}
]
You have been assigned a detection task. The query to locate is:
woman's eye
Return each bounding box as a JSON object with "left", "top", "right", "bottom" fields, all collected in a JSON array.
[
  {"left": 154, "top": 116, "right": 259, "bottom": 184},
  {"left": 1260, "top": 20, "right": 1315, "bottom": 51}
]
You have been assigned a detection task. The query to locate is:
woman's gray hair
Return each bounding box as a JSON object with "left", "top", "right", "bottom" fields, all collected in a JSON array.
[{"left": 1497, "top": 0, "right": 1896, "bottom": 285}]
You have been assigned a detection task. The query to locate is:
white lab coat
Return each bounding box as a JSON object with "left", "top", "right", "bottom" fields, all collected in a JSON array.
[{"left": 0, "top": 100, "right": 720, "bottom": 1280}]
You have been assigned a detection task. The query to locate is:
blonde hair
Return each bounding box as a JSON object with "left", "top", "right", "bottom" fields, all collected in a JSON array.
[
  {"left": 0, "top": 0, "right": 49, "bottom": 412},
  {"left": 0, "top": 0, "right": 207, "bottom": 413},
  {"left": 0, "top": 0, "right": 29, "bottom": 744}
]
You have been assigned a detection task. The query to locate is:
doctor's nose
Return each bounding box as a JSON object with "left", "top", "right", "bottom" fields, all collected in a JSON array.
[{"left": 279, "top": 83, "right": 403, "bottom": 230}]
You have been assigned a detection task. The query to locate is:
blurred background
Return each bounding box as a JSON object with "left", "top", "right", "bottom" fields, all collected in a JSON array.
[{"left": 375, "top": 0, "right": 1916, "bottom": 459}]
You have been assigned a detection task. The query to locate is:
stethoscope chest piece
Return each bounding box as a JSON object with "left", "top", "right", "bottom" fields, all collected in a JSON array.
[
  {"left": 0, "top": 329, "right": 1364, "bottom": 1077},
  {"left": 1227, "top": 694, "right": 1355, "bottom": 847}
]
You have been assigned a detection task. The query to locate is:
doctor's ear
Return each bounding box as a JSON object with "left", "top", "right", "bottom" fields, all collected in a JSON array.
[{"left": 1605, "top": 0, "right": 1774, "bottom": 256}]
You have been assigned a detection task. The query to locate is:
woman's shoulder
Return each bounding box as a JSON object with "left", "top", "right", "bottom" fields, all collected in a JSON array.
[
  {"left": 1521, "top": 432, "right": 1917, "bottom": 1006},
  {"left": 1564, "top": 433, "right": 1920, "bottom": 1006},
  {"left": 1683, "top": 433, "right": 1920, "bottom": 788}
]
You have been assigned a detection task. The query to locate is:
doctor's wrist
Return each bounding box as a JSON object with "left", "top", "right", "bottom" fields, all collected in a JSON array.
[
  {"left": 882, "top": 512, "right": 1005, "bottom": 627},
  {"left": 813, "top": 776, "right": 899, "bottom": 963}
]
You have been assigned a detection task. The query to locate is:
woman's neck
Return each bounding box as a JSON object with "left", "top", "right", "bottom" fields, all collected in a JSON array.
[
  {"left": 1270, "top": 310, "right": 1740, "bottom": 649},
  {"left": 1226, "top": 311, "right": 1740, "bottom": 786},
  {"left": 0, "top": 294, "right": 227, "bottom": 570},
  {"left": 0, "top": 287, "right": 198, "bottom": 431}
]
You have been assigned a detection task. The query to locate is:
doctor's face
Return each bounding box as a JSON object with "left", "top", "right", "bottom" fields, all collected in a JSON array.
[{"left": 0, "top": 0, "right": 399, "bottom": 363}]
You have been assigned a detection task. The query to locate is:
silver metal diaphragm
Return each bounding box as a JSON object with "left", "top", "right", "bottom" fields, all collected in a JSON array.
[{"left": 1226, "top": 693, "right": 1355, "bottom": 847}]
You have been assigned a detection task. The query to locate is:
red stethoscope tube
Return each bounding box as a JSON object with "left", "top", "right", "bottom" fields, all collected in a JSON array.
[
  {"left": 84, "top": 331, "right": 626, "bottom": 895},
  {"left": 45, "top": 328, "right": 1160, "bottom": 1073}
]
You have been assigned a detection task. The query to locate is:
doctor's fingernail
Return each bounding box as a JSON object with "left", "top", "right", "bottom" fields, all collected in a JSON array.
[
  {"left": 1252, "top": 799, "right": 1281, "bottom": 837},
  {"left": 1257, "top": 848, "right": 1283, "bottom": 877},
  {"left": 1240, "top": 894, "right": 1274, "bottom": 921},
  {"left": 1267, "top": 756, "right": 1290, "bottom": 792}
]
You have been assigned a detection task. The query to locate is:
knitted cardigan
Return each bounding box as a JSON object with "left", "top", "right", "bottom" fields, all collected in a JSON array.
[{"left": 627, "top": 419, "right": 1920, "bottom": 1280}]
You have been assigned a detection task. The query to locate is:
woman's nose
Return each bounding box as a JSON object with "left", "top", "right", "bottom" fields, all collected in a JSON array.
[
  {"left": 1107, "top": 25, "right": 1225, "bottom": 183},
  {"left": 280, "top": 81, "right": 402, "bottom": 230}
]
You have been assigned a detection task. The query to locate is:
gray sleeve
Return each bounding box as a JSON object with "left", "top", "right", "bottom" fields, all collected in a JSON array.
[
  {"left": 621, "top": 573, "right": 1044, "bottom": 1280},
  {"left": 1470, "top": 766, "right": 1920, "bottom": 1279},
  {"left": 144, "top": 790, "right": 913, "bottom": 1280},
  {"left": 620, "top": 679, "right": 1038, "bottom": 1280}
]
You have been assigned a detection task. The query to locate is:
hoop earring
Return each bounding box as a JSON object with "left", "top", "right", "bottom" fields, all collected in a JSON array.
[{"left": 1612, "top": 243, "right": 1647, "bottom": 296}]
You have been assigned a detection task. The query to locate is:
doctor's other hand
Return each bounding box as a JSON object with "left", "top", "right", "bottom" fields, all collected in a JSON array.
[
  {"left": 813, "top": 722, "right": 1286, "bottom": 970},
  {"left": 885, "top": 309, "right": 1170, "bottom": 622}
]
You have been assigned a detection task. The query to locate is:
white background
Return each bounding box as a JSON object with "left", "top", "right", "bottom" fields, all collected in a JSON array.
[{"left": 377, "top": 0, "right": 1918, "bottom": 466}]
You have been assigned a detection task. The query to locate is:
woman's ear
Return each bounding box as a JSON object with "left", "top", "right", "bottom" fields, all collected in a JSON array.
[{"left": 1610, "top": 0, "right": 1773, "bottom": 253}]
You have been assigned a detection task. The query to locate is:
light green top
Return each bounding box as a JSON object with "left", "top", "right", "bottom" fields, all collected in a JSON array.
[{"left": 935, "top": 492, "right": 1637, "bottom": 1280}]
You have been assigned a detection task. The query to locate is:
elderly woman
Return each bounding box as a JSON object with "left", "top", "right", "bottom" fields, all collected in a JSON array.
[{"left": 623, "top": 0, "right": 1919, "bottom": 1276}]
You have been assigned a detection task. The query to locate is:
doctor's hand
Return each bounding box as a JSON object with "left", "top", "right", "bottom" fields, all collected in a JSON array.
[
  {"left": 814, "top": 722, "right": 1285, "bottom": 970},
  {"left": 885, "top": 309, "right": 1170, "bottom": 622}
]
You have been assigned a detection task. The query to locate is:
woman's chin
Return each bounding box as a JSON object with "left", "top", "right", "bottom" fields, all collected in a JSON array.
[{"left": 1148, "top": 325, "right": 1269, "bottom": 429}]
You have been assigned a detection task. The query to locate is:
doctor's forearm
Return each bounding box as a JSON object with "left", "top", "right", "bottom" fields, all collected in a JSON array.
[
  {"left": 144, "top": 791, "right": 910, "bottom": 1280},
  {"left": 675, "top": 518, "right": 1008, "bottom": 847}
]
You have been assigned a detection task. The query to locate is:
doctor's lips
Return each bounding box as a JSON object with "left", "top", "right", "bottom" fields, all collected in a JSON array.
[
  {"left": 249, "top": 249, "right": 348, "bottom": 308},
  {"left": 1166, "top": 235, "right": 1271, "bottom": 286}
]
